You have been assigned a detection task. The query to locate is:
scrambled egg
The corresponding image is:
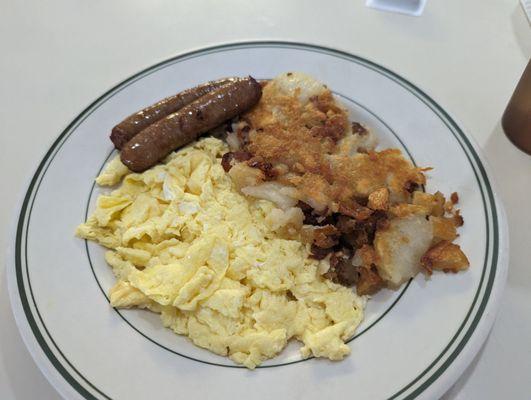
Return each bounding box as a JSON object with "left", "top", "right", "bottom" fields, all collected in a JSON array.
[{"left": 77, "top": 138, "right": 365, "bottom": 368}]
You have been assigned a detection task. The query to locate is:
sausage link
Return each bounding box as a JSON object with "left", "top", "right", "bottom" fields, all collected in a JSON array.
[
  {"left": 110, "top": 78, "right": 236, "bottom": 149},
  {"left": 120, "top": 76, "right": 262, "bottom": 172}
]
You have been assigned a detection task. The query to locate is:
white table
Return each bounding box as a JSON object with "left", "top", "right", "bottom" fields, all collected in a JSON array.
[{"left": 1, "top": 1, "right": 529, "bottom": 398}]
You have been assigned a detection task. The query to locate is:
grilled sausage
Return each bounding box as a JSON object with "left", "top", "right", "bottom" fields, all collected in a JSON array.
[
  {"left": 120, "top": 76, "right": 262, "bottom": 172},
  {"left": 110, "top": 78, "right": 236, "bottom": 149}
]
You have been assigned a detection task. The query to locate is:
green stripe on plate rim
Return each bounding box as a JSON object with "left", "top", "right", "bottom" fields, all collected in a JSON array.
[{"left": 14, "top": 41, "right": 498, "bottom": 400}]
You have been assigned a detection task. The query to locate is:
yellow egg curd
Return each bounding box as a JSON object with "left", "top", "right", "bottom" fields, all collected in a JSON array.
[{"left": 76, "top": 137, "right": 365, "bottom": 369}]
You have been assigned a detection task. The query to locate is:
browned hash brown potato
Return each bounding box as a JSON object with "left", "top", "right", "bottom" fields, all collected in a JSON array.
[{"left": 220, "top": 72, "right": 469, "bottom": 294}]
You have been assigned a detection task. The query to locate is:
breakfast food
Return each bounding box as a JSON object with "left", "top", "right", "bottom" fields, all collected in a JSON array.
[
  {"left": 221, "top": 72, "right": 468, "bottom": 293},
  {"left": 77, "top": 139, "right": 364, "bottom": 369},
  {"left": 77, "top": 72, "right": 469, "bottom": 369},
  {"left": 111, "top": 78, "right": 236, "bottom": 149},
  {"left": 120, "top": 77, "right": 262, "bottom": 172}
]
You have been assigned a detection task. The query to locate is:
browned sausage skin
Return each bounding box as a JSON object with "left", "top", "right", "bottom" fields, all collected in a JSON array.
[
  {"left": 110, "top": 78, "right": 236, "bottom": 149},
  {"left": 120, "top": 76, "right": 262, "bottom": 172}
]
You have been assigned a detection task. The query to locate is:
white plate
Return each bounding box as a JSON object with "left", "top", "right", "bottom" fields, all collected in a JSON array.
[{"left": 7, "top": 42, "right": 508, "bottom": 400}]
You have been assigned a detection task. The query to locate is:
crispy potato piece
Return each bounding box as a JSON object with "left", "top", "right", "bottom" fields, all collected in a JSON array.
[
  {"left": 420, "top": 241, "right": 469, "bottom": 273},
  {"left": 430, "top": 216, "right": 458, "bottom": 244},
  {"left": 357, "top": 266, "right": 385, "bottom": 296},
  {"left": 374, "top": 214, "right": 433, "bottom": 286},
  {"left": 452, "top": 210, "right": 464, "bottom": 227},
  {"left": 412, "top": 191, "right": 445, "bottom": 217},
  {"left": 300, "top": 225, "right": 316, "bottom": 244},
  {"left": 351, "top": 245, "right": 384, "bottom": 295},
  {"left": 368, "top": 187, "right": 389, "bottom": 211},
  {"left": 357, "top": 244, "right": 379, "bottom": 266},
  {"left": 338, "top": 200, "right": 373, "bottom": 221},
  {"left": 388, "top": 203, "right": 430, "bottom": 218}
]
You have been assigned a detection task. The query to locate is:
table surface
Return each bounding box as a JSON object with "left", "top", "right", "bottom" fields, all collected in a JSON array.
[{"left": 1, "top": 0, "right": 529, "bottom": 398}]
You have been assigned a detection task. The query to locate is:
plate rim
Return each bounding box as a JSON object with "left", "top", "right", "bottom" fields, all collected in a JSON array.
[{"left": 6, "top": 40, "right": 509, "bottom": 400}]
